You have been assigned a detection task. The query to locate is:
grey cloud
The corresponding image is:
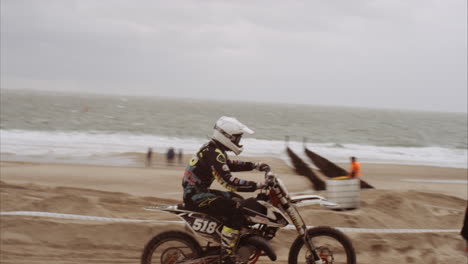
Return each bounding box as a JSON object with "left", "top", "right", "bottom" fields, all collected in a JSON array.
[{"left": 1, "top": 0, "right": 466, "bottom": 112}]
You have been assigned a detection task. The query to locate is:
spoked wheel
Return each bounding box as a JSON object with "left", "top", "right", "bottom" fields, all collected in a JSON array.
[
  {"left": 288, "top": 226, "right": 356, "bottom": 264},
  {"left": 141, "top": 231, "right": 203, "bottom": 264}
]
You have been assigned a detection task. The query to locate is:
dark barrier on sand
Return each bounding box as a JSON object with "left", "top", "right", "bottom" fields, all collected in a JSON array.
[
  {"left": 286, "top": 147, "right": 326, "bottom": 191},
  {"left": 304, "top": 148, "right": 374, "bottom": 189},
  {"left": 304, "top": 148, "right": 348, "bottom": 178}
]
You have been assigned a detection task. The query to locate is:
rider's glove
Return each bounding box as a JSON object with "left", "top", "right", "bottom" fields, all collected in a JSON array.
[
  {"left": 256, "top": 181, "right": 267, "bottom": 190},
  {"left": 254, "top": 162, "right": 270, "bottom": 172}
]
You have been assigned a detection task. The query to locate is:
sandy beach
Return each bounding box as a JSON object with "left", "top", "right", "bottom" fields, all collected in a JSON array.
[
  {"left": 1, "top": 156, "right": 467, "bottom": 264},
  {"left": 2, "top": 0, "right": 467, "bottom": 263}
]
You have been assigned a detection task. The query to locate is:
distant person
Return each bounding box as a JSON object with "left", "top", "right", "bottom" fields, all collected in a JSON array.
[
  {"left": 146, "top": 148, "right": 153, "bottom": 167},
  {"left": 178, "top": 148, "right": 183, "bottom": 164},
  {"left": 461, "top": 206, "right": 468, "bottom": 253},
  {"left": 166, "top": 147, "right": 175, "bottom": 165},
  {"left": 348, "top": 156, "right": 361, "bottom": 179}
]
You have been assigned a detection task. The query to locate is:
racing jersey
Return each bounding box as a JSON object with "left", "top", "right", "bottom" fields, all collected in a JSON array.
[{"left": 182, "top": 140, "right": 257, "bottom": 200}]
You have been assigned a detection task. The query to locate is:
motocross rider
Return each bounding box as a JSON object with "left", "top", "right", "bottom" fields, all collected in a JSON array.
[{"left": 182, "top": 116, "right": 269, "bottom": 263}]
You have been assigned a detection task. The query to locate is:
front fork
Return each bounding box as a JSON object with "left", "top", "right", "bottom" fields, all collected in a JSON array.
[
  {"left": 285, "top": 204, "right": 322, "bottom": 264},
  {"left": 303, "top": 233, "right": 322, "bottom": 264}
]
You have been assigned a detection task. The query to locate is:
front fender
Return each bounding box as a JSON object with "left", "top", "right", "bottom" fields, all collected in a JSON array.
[
  {"left": 239, "top": 235, "right": 277, "bottom": 261},
  {"left": 290, "top": 194, "right": 338, "bottom": 207}
]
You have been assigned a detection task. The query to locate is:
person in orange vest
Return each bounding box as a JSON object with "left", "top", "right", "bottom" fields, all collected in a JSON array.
[{"left": 348, "top": 156, "right": 361, "bottom": 178}]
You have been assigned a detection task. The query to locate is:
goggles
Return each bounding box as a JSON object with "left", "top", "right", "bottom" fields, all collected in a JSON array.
[{"left": 214, "top": 125, "right": 243, "bottom": 146}]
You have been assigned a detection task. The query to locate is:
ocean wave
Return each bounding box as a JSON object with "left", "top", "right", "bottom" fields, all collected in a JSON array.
[{"left": 0, "top": 129, "right": 466, "bottom": 168}]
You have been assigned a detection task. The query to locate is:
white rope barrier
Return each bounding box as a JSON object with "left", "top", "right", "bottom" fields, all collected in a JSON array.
[
  {"left": 400, "top": 179, "right": 468, "bottom": 184},
  {"left": 283, "top": 225, "right": 460, "bottom": 233},
  {"left": 0, "top": 211, "right": 178, "bottom": 223},
  {"left": 0, "top": 211, "right": 460, "bottom": 233}
]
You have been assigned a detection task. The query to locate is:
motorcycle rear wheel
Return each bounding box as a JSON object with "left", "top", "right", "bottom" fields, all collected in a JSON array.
[
  {"left": 141, "top": 231, "right": 203, "bottom": 264},
  {"left": 288, "top": 226, "right": 356, "bottom": 264}
]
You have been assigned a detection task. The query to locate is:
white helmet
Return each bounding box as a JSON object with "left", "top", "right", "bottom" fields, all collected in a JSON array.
[{"left": 212, "top": 116, "right": 254, "bottom": 155}]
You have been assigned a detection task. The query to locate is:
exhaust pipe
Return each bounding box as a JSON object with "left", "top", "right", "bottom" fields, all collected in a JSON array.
[{"left": 240, "top": 235, "right": 277, "bottom": 261}]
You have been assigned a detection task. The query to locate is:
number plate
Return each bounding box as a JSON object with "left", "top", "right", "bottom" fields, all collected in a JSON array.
[{"left": 180, "top": 213, "right": 222, "bottom": 235}]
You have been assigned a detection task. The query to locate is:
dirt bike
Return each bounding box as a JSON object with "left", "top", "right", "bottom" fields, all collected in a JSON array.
[{"left": 141, "top": 168, "right": 356, "bottom": 264}]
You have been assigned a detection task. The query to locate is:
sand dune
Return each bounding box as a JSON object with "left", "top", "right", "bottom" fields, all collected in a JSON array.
[{"left": 1, "top": 160, "right": 467, "bottom": 263}]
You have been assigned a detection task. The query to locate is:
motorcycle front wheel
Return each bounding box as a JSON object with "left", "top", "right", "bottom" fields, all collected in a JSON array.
[
  {"left": 288, "top": 226, "right": 356, "bottom": 264},
  {"left": 141, "top": 231, "right": 203, "bottom": 264}
]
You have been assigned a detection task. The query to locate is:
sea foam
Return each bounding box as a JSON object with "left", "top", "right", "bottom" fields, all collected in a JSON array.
[{"left": 1, "top": 129, "right": 466, "bottom": 168}]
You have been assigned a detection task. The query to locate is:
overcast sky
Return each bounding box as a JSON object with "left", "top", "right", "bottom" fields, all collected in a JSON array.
[{"left": 1, "top": 0, "right": 467, "bottom": 112}]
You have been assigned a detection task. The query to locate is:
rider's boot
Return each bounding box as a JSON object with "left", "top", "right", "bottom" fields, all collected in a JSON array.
[{"left": 220, "top": 225, "right": 240, "bottom": 264}]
